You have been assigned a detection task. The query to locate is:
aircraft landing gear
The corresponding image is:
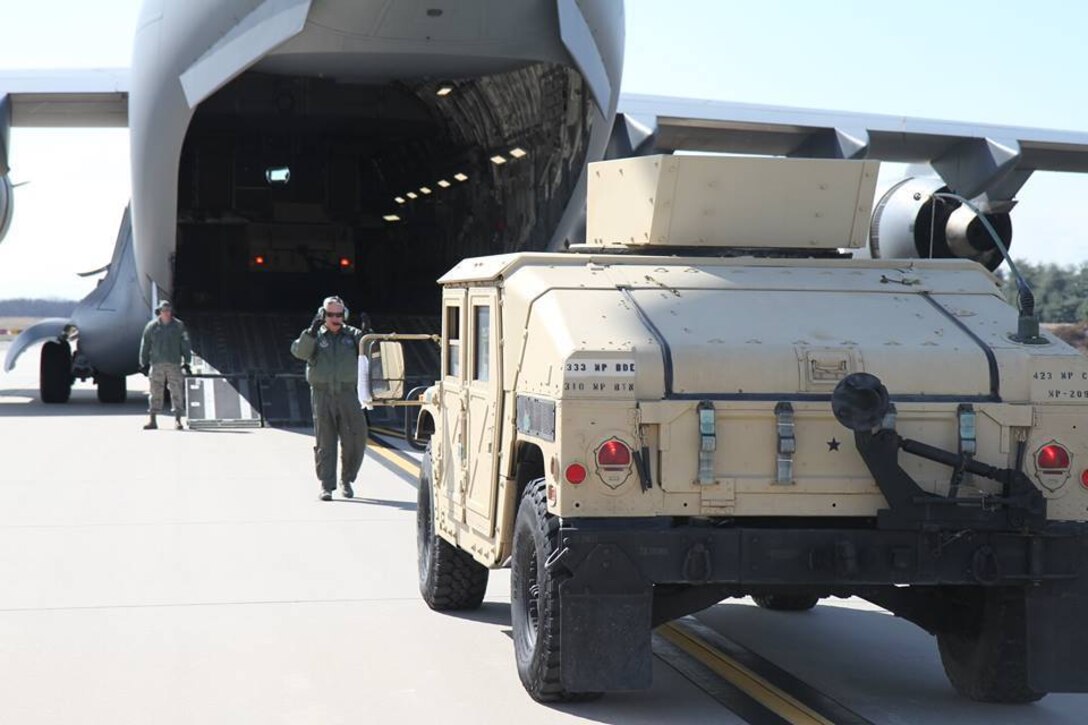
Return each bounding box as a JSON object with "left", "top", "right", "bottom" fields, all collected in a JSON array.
[{"left": 40, "top": 340, "right": 73, "bottom": 404}]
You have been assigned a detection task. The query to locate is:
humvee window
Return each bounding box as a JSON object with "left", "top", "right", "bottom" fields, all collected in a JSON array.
[
  {"left": 445, "top": 305, "right": 461, "bottom": 378},
  {"left": 473, "top": 305, "right": 490, "bottom": 382}
]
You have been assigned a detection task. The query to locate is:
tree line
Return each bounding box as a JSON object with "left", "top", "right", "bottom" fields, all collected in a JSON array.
[
  {"left": 1004, "top": 261, "right": 1088, "bottom": 323},
  {"left": 0, "top": 298, "right": 77, "bottom": 318}
]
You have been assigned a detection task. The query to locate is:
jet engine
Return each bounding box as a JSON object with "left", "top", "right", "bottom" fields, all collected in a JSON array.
[
  {"left": 868, "top": 177, "right": 1012, "bottom": 271},
  {"left": 0, "top": 175, "right": 12, "bottom": 244}
]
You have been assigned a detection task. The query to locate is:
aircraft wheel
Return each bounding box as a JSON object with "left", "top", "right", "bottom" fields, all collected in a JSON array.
[
  {"left": 96, "top": 373, "right": 127, "bottom": 404},
  {"left": 40, "top": 340, "right": 72, "bottom": 404}
]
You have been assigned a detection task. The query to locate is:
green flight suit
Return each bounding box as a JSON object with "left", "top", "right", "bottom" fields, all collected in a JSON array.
[{"left": 291, "top": 324, "right": 368, "bottom": 491}]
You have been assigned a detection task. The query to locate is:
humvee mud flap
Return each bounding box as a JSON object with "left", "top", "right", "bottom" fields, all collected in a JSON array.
[
  {"left": 558, "top": 543, "right": 653, "bottom": 692},
  {"left": 1027, "top": 549, "right": 1088, "bottom": 691}
]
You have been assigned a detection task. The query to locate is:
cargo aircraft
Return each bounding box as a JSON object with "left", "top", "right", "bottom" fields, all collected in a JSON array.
[{"left": 3, "top": 0, "right": 1088, "bottom": 418}]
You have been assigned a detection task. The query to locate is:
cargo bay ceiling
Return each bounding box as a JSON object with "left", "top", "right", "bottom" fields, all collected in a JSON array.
[{"left": 174, "top": 61, "right": 593, "bottom": 315}]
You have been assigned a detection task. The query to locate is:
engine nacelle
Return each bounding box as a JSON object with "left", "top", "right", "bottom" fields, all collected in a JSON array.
[
  {"left": 0, "top": 175, "right": 12, "bottom": 244},
  {"left": 869, "top": 177, "right": 1012, "bottom": 271}
]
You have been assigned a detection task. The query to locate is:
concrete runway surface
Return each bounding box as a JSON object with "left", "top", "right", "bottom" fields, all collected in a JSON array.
[{"left": 2, "top": 341, "right": 1086, "bottom": 723}]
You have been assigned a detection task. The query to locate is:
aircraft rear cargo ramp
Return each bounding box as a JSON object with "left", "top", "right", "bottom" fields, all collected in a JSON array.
[{"left": 182, "top": 311, "right": 438, "bottom": 428}]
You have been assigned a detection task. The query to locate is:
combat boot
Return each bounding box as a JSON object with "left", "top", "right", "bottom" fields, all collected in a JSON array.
[
  {"left": 143, "top": 414, "right": 157, "bottom": 430},
  {"left": 319, "top": 487, "right": 333, "bottom": 501},
  {"left": 340, "top": 481, "right": 354, "bottom": 499},
  {"left": 175, "top": 414, "right": 184, "bottom": 430}
]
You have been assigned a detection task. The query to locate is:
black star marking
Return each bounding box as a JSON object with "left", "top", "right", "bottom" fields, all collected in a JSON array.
[{"left": 827, "top": 438, "right": 841, "bottom": 452}]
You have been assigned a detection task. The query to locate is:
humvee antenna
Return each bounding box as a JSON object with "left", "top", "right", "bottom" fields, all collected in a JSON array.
[{"left": 933, "top": 191, "right": 1046, "bottom": 345}]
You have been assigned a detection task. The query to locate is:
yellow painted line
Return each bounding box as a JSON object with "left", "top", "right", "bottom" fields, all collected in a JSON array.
[
  {"left": 659, "top": 623, "right": 833, "bottom": 725},
  {"left": 369, "top": 437, "right": 421, "bottom": 478}
]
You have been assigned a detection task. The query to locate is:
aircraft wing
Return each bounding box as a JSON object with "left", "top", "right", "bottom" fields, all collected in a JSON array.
[
  {"left": 0, "top": 68, "right": 129, "bottom": 174},
  {"left": 618, "top": 93, "right": 1088, "bottom": 201},
  {"left": 0, "top": 68, "right": 129, "bottom": 126}
]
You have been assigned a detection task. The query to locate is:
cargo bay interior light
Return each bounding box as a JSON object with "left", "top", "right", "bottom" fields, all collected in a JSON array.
[
  {"left": 420, "top": 186, "right": 432, "bottom": 194},
  {"left": 437, "top": 179, "right": 451, "bottom": 188},
  {"left": 490, "top": 155, "right": 507, "bottom": 165},
  {"left": 435, "top": 83, "right": 455, "bottom": 97},
  {"left": 406, "top": 192, "right": 418, "bottom": 199},
  {"left": 453, "top": 172, "right": 468, "bottom": 182},
  {"left": 509, "top": 147, "right": 527, "bottom": 158},
  {"left": 265, "top": 166, "right": 291, "bottom": 185},
  {"left": 394, "top": 196, "right": 406, "bottom": 204},
  {"left": 383, "top": 214, "right": 401, "bottom": 222}
]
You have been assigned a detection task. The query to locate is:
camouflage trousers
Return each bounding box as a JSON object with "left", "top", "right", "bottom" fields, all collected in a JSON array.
[
  {"left": 312, "top": 385, "right": 368, "bottom": 491},
  {"left": 149, "top": 362, "right": 185, "bottom": 415}
]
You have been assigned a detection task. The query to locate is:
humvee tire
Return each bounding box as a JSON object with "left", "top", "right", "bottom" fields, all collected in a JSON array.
[
  {"left": 511, "top": 479, "right": 603, "bottom": 703},
  {"left": 417, "top": 445, "right": 488, "bottom": 610},
  {"left": 40, "top": 340, "right": 72, "bottom": 404},
  {"left": 752, "top": 593, "right": 820, "bottom": 611},
  {"left": 937, "top": 588, "right": 1046, "bottom": 704}
]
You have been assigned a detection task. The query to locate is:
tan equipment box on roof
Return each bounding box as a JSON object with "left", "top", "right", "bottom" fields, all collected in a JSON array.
[{"left": 586, "top": 154, "right": 878, "bottom": 250}]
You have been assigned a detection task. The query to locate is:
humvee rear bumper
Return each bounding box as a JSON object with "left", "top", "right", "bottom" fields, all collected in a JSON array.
[
  {"left": 553, "top": 520, "right": 1088, "bottom": 693},
  {"left": 556, "top": 520, "right": 1088, "bottom": 589}
]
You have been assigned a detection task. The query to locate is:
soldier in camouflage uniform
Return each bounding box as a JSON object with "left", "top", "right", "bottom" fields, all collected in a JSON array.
[
  {"left": 138, "top": 300, "right": 192, "bottom": 430},
  {"left": 291, "top": 296, "right": 369, "bottom": 501}
]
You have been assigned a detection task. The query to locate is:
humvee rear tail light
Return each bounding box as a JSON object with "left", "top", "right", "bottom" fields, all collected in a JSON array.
[
  {"left": 1037, "top": 443, "right": 1070, "bottom": 471},
  {"left": 597, "top": 440, "right": 631, "bottom": 468},
  {"left": 565, "top": 463, "right": 587, "bottom": 485}
]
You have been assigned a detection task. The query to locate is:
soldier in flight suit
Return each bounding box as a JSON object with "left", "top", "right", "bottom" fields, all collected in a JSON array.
[
  {"left": 290, "top": 296, "right": 369, "bottom": 500},
  {"left": 138, "top": 300, "right": 192, "bottom": 430}
]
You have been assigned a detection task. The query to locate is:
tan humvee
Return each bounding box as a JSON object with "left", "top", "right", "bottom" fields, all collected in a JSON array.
[{"left": 369, "top": 155, "right": 1088, "bottom": 704}]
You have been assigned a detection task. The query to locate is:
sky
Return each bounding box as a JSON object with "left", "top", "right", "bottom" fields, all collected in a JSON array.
[{"left": 0, "top": 0, "right": 1086, "bottom": 300}]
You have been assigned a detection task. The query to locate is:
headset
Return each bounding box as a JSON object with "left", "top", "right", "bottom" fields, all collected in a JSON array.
[{"left": 321, "top": 295, "right": 349, "bottom": 323}]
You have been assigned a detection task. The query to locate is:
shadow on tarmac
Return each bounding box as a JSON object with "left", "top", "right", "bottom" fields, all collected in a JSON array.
[
  {"left": 338, "top": 496, "right": 416, "bottom": 512},
  {"left": 446, "top": 601, "right": 511, "bottom": 628},
  {"left": 184, "top": 428, "right": 254, "bottom": 435},
  {"left": 0, "top": 388, "right": 147, "bottom": 417},
  {"left": 696, "top": 599, "right": 1084, "bottom": 723},
  {"left": 442, "top": 598, "right": 1084, "bottom": 722}
]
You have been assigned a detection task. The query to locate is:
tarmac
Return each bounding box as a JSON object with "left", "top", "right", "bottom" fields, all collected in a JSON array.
[{"left": 2, "top": 341, "right": 1086, "bottom": 724}]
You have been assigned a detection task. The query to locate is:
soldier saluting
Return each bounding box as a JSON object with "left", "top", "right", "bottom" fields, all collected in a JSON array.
[{"left": 291, "top": 296, "right": 369, "bottom": 501}]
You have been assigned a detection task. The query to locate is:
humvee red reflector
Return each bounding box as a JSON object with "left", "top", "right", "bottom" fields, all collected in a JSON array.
[
  {"left": 1037, "top": 443, "right": 1070, "bottom": 471},
  {"left": 565, "top": 463, "right": 587, "bottom": 484},
  {"left": 597, "top": 440, "right": 631, "bottom": 468}
]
